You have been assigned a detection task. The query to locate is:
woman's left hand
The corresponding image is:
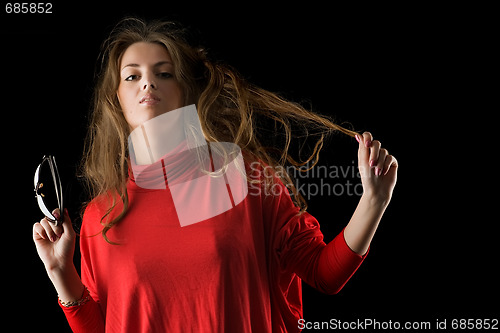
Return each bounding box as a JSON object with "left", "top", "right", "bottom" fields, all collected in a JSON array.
[{"left": 355, "top": 132, "right": 398, "bottom": 204}]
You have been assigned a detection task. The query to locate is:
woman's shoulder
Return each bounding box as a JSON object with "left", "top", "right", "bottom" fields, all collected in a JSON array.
[{"left": 80, "top": 193, "right": 117, "bottom": 235}]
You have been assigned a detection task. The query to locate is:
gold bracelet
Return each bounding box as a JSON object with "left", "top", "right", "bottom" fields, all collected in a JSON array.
[{"left": 59, "top": 286, "right": 91, "bottom": 308}]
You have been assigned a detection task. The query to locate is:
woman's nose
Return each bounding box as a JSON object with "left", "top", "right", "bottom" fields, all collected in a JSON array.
[
  {"left": 142, "top": 75, "right": 157, "bottom": 90},
  {"left": 142, "top": 81, "right": 156, "bottom": 90}
]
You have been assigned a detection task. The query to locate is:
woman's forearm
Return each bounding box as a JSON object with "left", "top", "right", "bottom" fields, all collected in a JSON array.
[
  {"left": 48, "top": 264, "right": 106, "bottom": 333},
  {"left": 33, "top": 209, "right": 84, "bottom": 303},
  {"left": 343, "top": 193, "right": 390, "bottom": 256},
  {"left": 345, "top": 132, "right": 398, "bottom": 256},
  {"left": 47, "top": 264, "right": 85, "bottom": 303}
]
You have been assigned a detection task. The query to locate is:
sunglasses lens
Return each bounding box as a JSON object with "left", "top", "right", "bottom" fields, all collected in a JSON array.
[{"left": 36, "top": 157, "right": 62, "bottom": 220}]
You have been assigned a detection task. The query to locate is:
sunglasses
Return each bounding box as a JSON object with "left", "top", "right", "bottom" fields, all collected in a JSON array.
[{"left": 34, "top": 155, "right": 64, "bottom": 226}]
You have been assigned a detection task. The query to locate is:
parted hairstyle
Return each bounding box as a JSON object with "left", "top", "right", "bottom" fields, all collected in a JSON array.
[{"left": 81, "top": 17, "right": 357, "bottom": 243}]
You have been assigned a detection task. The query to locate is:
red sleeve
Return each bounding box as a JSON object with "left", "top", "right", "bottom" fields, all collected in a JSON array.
[
  {"left": 270, "top": 176, "right": 367, "bottom": 295},
  {"left": 314, "top": 229, "right": 368, "bottom": 294},
  {"left": 58, "top": 296, "right": 105, "bottom": 333},
  {"left": 276, "top": 212, "right": 367, "bottom": 295},
  {"left": 58, "top": 202, "right": 105, "bottom": 333}
]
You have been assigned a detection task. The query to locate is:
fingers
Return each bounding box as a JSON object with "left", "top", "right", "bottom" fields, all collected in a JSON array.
[
  {"left": 369, "top": 140, "right": 381, "bottom": 169},
  {"left": 51, "top": 209, "right": 64, "bottom": 236},
  {"left": 382, "top": 154, "right": 398, "bottom": 176},
  {"left": 356, "top": 132, "right": 371, "bottom": 168},
  {"left": 356, "top": 131, "right": 394, "bottom": 176},
  {"left": 361, "top": 131, "right": 373, "bottom": 148},
  {"left": 33, "top": 209, "right": 66, "bottom": 243},
  {"left": 39, "top": 218, "right": 59, "bottom": 242},
  {"left": 374, "top": 147, "right": 388, "bottom": 176},
  {"left": 33, "top": 221, "right": 49, "bottom": 241},
  {"left": 356, "top": 131, "right": 374, "bottom": 168}
]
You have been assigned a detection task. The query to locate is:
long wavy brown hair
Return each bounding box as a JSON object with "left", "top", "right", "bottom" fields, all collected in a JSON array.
[{"left": 81, "top": 17, "right": 357, "bottom": 243}]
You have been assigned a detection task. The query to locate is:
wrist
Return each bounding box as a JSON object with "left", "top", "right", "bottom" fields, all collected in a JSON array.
[
  {"left": 46, "top": 263, "right": 84, "bottom": 303},
  {"left": 46, "top": 263, "right": 77, "bottom": 291},
  {"left": 45, "top": 259, "right": 74, "bottom": 277},
  {"left": 59, "top": 286, "right": 90, "bottom": 308},
  {"left": 361, "top": 192, "right": 391, "bottom": 209}
]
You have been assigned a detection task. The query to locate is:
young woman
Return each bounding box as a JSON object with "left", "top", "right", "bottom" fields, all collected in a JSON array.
[{"left": 33, "top": 18, "right": 397, "bottom": 332}]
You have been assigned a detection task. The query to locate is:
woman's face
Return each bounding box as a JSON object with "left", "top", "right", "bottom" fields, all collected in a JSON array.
[{"left": 117, "top": 42, "right": 183, "bottom": 130}]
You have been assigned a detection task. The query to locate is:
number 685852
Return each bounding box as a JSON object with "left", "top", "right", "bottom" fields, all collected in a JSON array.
[{"left": 5, "top": 3, "right": 53, "bottom": 14}]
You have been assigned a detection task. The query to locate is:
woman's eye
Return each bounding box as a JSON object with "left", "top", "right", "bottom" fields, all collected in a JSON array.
[
  {"left": 124, "top": 73, "right": 172, "bottom": 81},
  {"left": 157, "top": 72, "right": 173, "bottom": 79},
  {"left": 125, "top": 75, "right": 139, "bottom": 81}
]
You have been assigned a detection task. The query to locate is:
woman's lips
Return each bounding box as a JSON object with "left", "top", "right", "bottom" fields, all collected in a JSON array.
[{"left": 139, "top": 94, "right": 161, "bottom": 105}]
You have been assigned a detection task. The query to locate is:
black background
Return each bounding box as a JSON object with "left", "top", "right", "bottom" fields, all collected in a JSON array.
[{"left": 1, "top": 2, "right": 496, "bottom": 332}]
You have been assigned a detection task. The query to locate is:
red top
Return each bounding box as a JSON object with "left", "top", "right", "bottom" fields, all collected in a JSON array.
[{"left": 60, "top": 156, "right": 367, "bottom": 332}]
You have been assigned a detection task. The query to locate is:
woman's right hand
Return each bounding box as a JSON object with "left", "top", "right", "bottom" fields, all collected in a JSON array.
[{"left": 33, "top": 209, "right": 76, "bottom": 272}]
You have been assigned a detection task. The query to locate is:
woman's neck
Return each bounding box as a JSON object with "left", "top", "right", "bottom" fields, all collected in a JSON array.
[{"left": 129, "top": 107, "right": 186, "bottom": 165}]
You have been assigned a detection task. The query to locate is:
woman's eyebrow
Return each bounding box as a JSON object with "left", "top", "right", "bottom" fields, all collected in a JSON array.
[
  {"left": 153, "top": 61, "right": 173, "bottom": 68},
  {"left": 121, "top": 61, "right": 173, "bottom": 72}
]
